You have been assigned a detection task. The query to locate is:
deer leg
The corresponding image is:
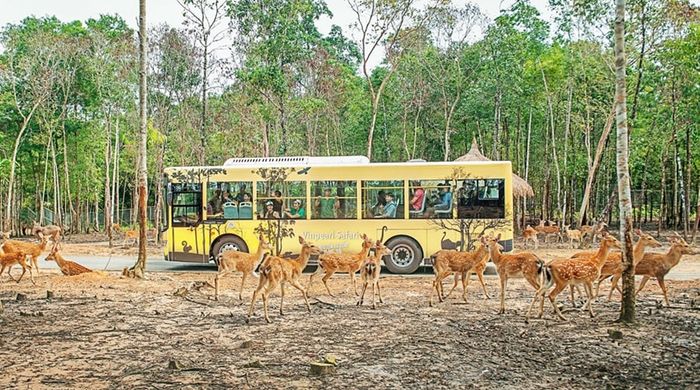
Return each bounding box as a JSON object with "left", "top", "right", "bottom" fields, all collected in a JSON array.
[
  {"left": 657, "top": 277, "right": 670, "bottom": 307},
  {"left": 548, "top": 284, "right": 569, "bottom": 321},
  {"left": 636, "top": 276, "right": 650, "bottom": 295},
  {"left": 239, "top": 272, "right": 248, "bottom": 301},
  {"left": 262, "top": 280, "right": 278, "bottom": 323},
  {"left": 279, "top": 281, "right": 285, "bottom": 316},
  {"left": 306, "top": 264, "right": 324, "bottom": 294},
  {"left": 526, "top": 284, "right": 547, "bottom": 321},
  {"left": 568, "top": 286, "right": 577, "bottom": 308},
  {"left": 581, "top": 282, "right": 595, "bottom": 317},
  {"left": 607, "top": 275, "right": 622, "bottom": 301},
  {"left": 357, "top": 278, "right": 368, "bottom": 306},
  {"left": 461, "top": 271, "right": 469, "bottom": 303},
  {"left": 371, "top": 280, "right": 377, "bottom": 309},
  {"left": 246, "top": 274, "right": 267, "bottom": 322},
  {"left": 498, "top": 276, "right": 507, "bottom": 314},
  {"left": 214, "top": 274, "right": 220, "bottom": 301},
  {"left": 444, "top": 273, "right": 460, "bottom": 299},
  {"left": 350, "top": 271, "right": 359, "bottom": 296},
  {"left": 377, "top": 279, "right": 383, "bottom": 303},
  {"left": 289, "top": 279, "right": 311, "bottom": 313},
  {"left": 476, "top": 271, "right": 489, "bottom": 299},
  {"left": 321, "top": 271, "right": 336, "bottom": 297}
]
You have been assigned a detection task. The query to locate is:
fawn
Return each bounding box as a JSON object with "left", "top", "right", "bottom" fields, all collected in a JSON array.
[
  {"left": 247, "top": 236, "right": 321, "bottom": 323},
  {"left": 307, "top": 234, "right": 374, "bottom": 297},
  {"left": 534, "top": 220, "right": 561, "bottom": 245},
  {"left": 2, "top": 236, "right": 48, "bottom": 274},
  {"left": 526, "top": 233, "right": 621, "bottom": 321},
  {"left": 563, "top": 225, "right": 582, "bottom": 249},
  {"left": 214, "top": 233, "right": 271, "bottom": 301},
  {"left": 357, "top": 240, "right": 391, "bottom": 309},
  {"left": 522, "top": 225, "right": 539, "bottom": 249},
  {"left": 483, "top": 234, "right": 544, "bottom": 314},
  {"left": 429, "top": 240, "right": 489, "bottom": 306},
  {"left": 45, "top": 247, "right": 93, "bottom": 276},
  {"left": 0, "top": 250, "right": 33, "bottom": 284},
  {"left": 443, "top": 252, "right": 490, "bottom": 300},
  {"left": 635, "top": 233, "right": 695, "bottom": 306}
]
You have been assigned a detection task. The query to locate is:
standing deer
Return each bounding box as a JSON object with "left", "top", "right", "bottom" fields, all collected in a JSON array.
[
  {"left": 32, "top": 222, "right": 62, "bottom": 249},
  {"left": 357, "top": 240, "right": 391, "bottom": 309},
  {"left": 2, "top": 236, "right": 48, "bottom": 275},
  {"left": 443, "top": 253, "right": 490, "bottom": 300},
  {"left": 534, "top": 220, "right": 561, "bottom": 245},
  {"left": 635, "top": 233, "right": 695, "bottom": 306},
  {"left": 307, "top": 234, "right": 374, "bottom": 297},
  {"left": 563, "top": 225, "right": 582, "bottom": 249},
  {"left": 214, "top": 233, "right": 271, "bottom": 301},
  {"left": 247, "top": 236, "right": 321, "bottom": 323},
  {"left": 0, "top": 250, "right": 33, "bottom": 284},
  {"left": 522, "top": 225, "right": 539, "bottom": 249},
  {"left": 429, "top": 240, "right": 489, "bottom": 306}
]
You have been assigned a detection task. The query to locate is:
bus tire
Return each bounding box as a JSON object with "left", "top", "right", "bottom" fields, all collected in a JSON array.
[
  {"left": 211, "top": 235, "right": 248, "bottom": 262},
  {"left": 384, "top": 236, "right": 423, "bottom": 274}
]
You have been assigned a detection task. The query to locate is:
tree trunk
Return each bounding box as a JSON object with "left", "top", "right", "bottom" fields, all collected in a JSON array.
[
  {"left": 542, "top": 69, "right": 561, "bottom": 224},
  {"left": 104, "top": 115, "right": 112, "bottom": 246},
  {"left": 614, "top": 0, "right": 635, "bottom": 324},
  {"left": 684, "top": 126, "right": 691, "bottom": 239},
  {"left": 578, "top": 105, "right": 615, "bottom": 227},
  {"left": 127, "top": 0, "right": 149, "bottom": 279},
  {"left": 199, "top": 42, "right": 208, "bottom": 166},
  {"left": 692, "top": 184, "right": 700, "bottom": 244}
]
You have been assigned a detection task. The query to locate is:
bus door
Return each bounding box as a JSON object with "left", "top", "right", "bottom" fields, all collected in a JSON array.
[{"left": 169, "top": 184, "right": 208, "bottom": 263}]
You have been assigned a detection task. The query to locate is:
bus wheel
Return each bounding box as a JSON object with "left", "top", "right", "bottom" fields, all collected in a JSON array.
[
  {"left": 212, "top": 236, "right": 248, "bottom": 262},
  {"left": 384, "top": 237, "right": 423, "bottom": 274}
]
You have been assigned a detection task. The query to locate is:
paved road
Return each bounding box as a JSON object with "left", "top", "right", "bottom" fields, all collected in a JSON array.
[{"left": 40, "top": 255, "right": 700, "bottom": 280}]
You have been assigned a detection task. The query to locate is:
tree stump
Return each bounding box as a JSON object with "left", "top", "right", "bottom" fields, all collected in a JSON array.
[
  {"left": 16, "top": 293, "right": 27, "bottom": 301},
  {"left": 309, "top": 362, "right": 336, "bottom": 376},
  {"left": 46, "top": 291, "right": 54, "bottom": 300}
]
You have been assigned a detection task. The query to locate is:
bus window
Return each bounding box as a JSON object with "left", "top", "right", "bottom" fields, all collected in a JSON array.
[
  {"left": 206, "top": 181, "right": 252, "bottom": 221},
  {"left": 457, "top": 179, "right": 505, "bottom": 219},
  {"left": 311, "top": 181, "right": 357, "bottom": 219},
  {"left": 256, "top": 181, "right": 306, "bottom": 220},
  {"left": 362, "top": 181, "right": 404, "bottom": 219},
  {"left": 409, "top": 180, "right": 453, "bottom": 219},
  {"left": 171, "top": 183, "right": 202, "bottom": 227}
]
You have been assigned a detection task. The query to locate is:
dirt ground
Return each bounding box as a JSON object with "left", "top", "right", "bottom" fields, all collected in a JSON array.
[{"left": 1, "top": 253, "right": 699, "bottom": 389}]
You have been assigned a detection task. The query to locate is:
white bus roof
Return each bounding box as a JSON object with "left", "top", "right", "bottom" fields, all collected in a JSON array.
[{"left": 223, "top": 155, "right": 370, "bottom": 167}]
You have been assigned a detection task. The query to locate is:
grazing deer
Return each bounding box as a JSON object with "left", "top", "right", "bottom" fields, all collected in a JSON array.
[
  {"left": 564, "top": 225, "right": 582, "bottom": 249},
  {"left": 0, "top": 250, "right": 33, "bottom": 284},
  {"left": 45, "top": 247, "right": 93, "bottom": 276},
  {"left": 635, "top": 233, "right": 695, "bottom": 306},
  {"left": 483, "top": 234, "right": 544, "bottom": 314},
  {"left": 307, "top": 234, "right": 374, "bottom": 297},
  {"left": 247, "top": 236, "right": 321, "bottom": 323},
  {"left": 534, "top": 220, "right": 561, "bottom": 245},
  {"left": 526, "top": 233, "right": 621, "bottom": 321},
  {"left": 214, "top": 233, "right": 271, "bottom": 301},
  {"left": 357, "top": 240, "right": 391, "bottom": 309},
  {"left": 2, "top": 236, "right": 48, "bottom": 275},
  {"left": 522, "top": 225, "right": 539, "bottom": 249},
  {"left": 32, "top": 222, "right": 62, "bottom": 249},
  {"left": 429, "top": 240, "right": 489, "bottom": 306}
]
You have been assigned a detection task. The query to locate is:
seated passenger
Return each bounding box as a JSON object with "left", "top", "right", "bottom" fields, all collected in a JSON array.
[
  {"left": 272, "top": 190, "right": 284, "bottom": 215},
  {"left": 260, "top": 200, "right": 280, "bottom": 219},
  {"left": 285, "top": 199, "right": 306, "bottom": 219},
  {"left": 315, "top": 188, "right": 339, "bottom": 218},
  {"left": 372, "top": 190, "right": 387, "bottom": 215},
  {"left": 433, "top": 184, "right": 453, "bottom": 212},
  {"left": 410, "top": 181, "right": 425, "bottom": 211},
  {"left": 375, "top": 192, "right": 397, "bottom": 218},
  {"left": 235, "top": 185, "right": 250, "bottom": 203},
  {"left": 209, "top": 189, "right": 223, "bottom": 215}
]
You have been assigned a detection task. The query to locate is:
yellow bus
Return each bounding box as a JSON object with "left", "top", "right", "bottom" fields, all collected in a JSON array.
[{"left": 162, "top": 156, "right": 513, "bottom": 274}]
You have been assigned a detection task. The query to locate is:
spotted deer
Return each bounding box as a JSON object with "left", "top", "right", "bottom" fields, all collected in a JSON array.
[
  {"left": 443, "top": 252, "right": 490, "bottom": 300},
  {"left": 534, "top": 220, "right": 561, "bottom": 245},
  {"left": 635, "top": 233, "right": 695, "bottom": 306},
  {"left": 564, "top": 225, "right": 582, "bottom": 249},
  {"left": 214, "top": 233, "right": 271, "bottom": 301},
  {"left": 45, "top": 247, "right": 93, "bottom": 276},
  {"left": 32, "top": 222, "right": 62, "bottom": 249},
  {"left": 526, "top": 233, "right": 621, "bottom": 321},
  {"left": 429, "top": 240, "right": 489, "bottom": 306},
  {"left": 357, "top": 240, "right": 391, "bottom": 309},
  {"left": 483, "top": 234, "right": 544, "bottom": 314},
  {"left": 0, "top": 250, "right": 33, "bottom": 284},
  {"left": 522, "top": 225, "right": 539, "bottom": 249},
  {"left": 247, "top": 236, "right": 321, "bottom": 323},
  {"left": 307, "top": 234, "right": 374, "bottom": 297},
  {"left": 2, "top": 236, "right": 48, "bottom": 274}
]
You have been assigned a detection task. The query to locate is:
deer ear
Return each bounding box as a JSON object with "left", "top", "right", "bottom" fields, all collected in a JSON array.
[
  {"left": 496, "top": 233, "right": 501, "bottom": 241},
  {"left": 634, "top": 229, "right": 642, "bottom": 236},
  {"left": 480, "top": 236, "right": 486, "bottom": 244},
  {"left": 298, "top": 236, "right": 304, "bottom": 244}
]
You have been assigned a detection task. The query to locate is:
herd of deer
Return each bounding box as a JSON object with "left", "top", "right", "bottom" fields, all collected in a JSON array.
[
  {"left": 522, "top": 220, "right": 610, "bottom": 249},
  {"left": 216, "top": 227, "right": 695, "bottom": 323}
]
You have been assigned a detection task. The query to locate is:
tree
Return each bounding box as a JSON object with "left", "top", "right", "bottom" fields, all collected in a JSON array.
[{"left": 615, "top": 0, "right": 635, "bottom": 323}]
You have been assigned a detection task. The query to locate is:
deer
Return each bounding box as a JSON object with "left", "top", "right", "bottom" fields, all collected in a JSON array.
[
  {"left": 563, "top": 225, "right": 582, "bottom": 249},
  {"left": 44, "top": 246, "right": 93, "bottom": 276},
  {"left": 214, "top": 233, "right": 271, "bottom": 301},
  {"left": 0, "top": 231, "right": 9, "bottom": 253},
  {"left": 247, "top": 236, "right": 321, "bottom": 323},
  {"left": 635, "top": 233, "right": 695, "bottom": 306},
  {"left": 581, "top": 221, "right": 608, "bottom": 244},
  {"left": 442, "top": 250, "right": 490, "bottom": 300},
  {"left": 307, "top": 233, "right": 374, "bottom": 297},
  {"left": 482, "top": 234, "right": 544, "bottom": 314},
  {"left": 570, "top": 229, "right": 661, "bottom": 300},
  {"left": 522, "top": 225, "right": 539, "bottom": 249},
  {"left": 0, "top": 250, "right": 33, "bottom": 284},
  {"left": 534, "top": 220, "right": 561, "bottom": 245},
  {"left": 2, "top": 236, "right": 49, "bottom": 275},
  {"left": 526, "top": 233, "right": 621, "bottom": 322},
  {"left": 357, "top": 240, "right": 391, "bottom": 309},
  {"left": 32, "top": 222, "right": 62, "bottom": 249},
  {"left": 429, "top": 240, "right": 489, "bottom": 306}
]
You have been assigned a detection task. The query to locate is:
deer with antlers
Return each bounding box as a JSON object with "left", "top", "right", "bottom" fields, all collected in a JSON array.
[
  {"left": 0, "top": 250, "right": 33, "bottom": 284},
  {"left": 429, "top": 239, "right": 489, "bottom": 306},
  {"left": 526, "top": 233, "right": 621, "bottom": 321},
  {"left": 214, "top": 233, "right": 271, "bottom": 301},
  {"left": 522, "top": 225, "right": 539, "bottom": 249},
  {"left": 307, "top": 233, "right": 374, "bottom": 297},
  {"left": 2, "top": 236, "right": 48, "bottom": 275},
  {"left": 482, "top": 234, "right": 544, "bottom": 314},
  {"left": 44, "top": 246, "right": 93, "bottom": 276},
  {"left": 357, "top": 240, "right": 391, "bottom": 309},
  {"left": 635, "top": 233, "right": 695, "bottom": 306},
  {"left": 247, "top": 236, "right": 321, "bottom": 323}
]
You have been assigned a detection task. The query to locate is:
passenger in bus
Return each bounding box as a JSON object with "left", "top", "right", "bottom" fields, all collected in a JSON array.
[
  {"left": 260, "top": 200, "right": 280, "bottom": 219},
  {"left": 316, "top": 188, "right": 339, "bottom": 218},
  {"left": 285, "top": 199, "right": 306, "bottom": 219},
  {"left": 433, "top": 184, "right": 453, "bottom": 212},
  {"left": 375, "top": 193, "right": 397, "bottom": 218},
  {"left": 235, "top": 185, "right": 252, "bottom": 203},
  {"left": 410, "top": 181, "right": 425, "bottom": 212},
  {"left": 372, "top": 190, "right": 387, "bottom": 216},
  {"left": 209, "top": 189, "right": 224, "bottom": 215},
  {"left": 222, "top": 190, "right": 234, "bottom": 204},
  {"left": 272, "top": 190, "right": 284, "bottom": 215}
]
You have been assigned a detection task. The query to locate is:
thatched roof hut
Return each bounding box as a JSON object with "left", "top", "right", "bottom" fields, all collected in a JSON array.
[{"left": 455, "top": 138, "right": 534, "bottom": 198}]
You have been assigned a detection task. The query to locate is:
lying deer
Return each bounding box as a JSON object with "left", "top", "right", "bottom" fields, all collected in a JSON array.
[
  {"left": 307, "top": 234, "right": 374, "bottom": 297},
  {"left": 527, "top": 233, "right": 620, "bottom": 321},
  {"left": 0, "top": 250, "right": 33, "bottom": 284},
  {"left": 635, "top": 233, "right": 695, "bottom": 306},
  {"left": 483, "top": 234, "right": 543, "bottom": 314},
  {"left": 214, "top": 233, "right": 271, "bottom": 301},
  {"left": 564, "top": 225, "right": 582, "bottom": 249},
  {"left": 247, "top": 236, "right": 321, "bottom": 323},
  {"left": 2, "top": 236, "right": 48, "bottom": 275},
  {"left": 534, "top": 220, "right": 561, "bottom": 245},
  {"left": 522, "top": 225, "right": 539, "bottom": 249},
  {"left": 357, "top": 240, "right": 391, "bottom": 309},
  {"left": 45, "top": 247, "right": 93, "bottom": 276},
  {"left": 429, "top": 240, "right": 489, "bottom": 306}
]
